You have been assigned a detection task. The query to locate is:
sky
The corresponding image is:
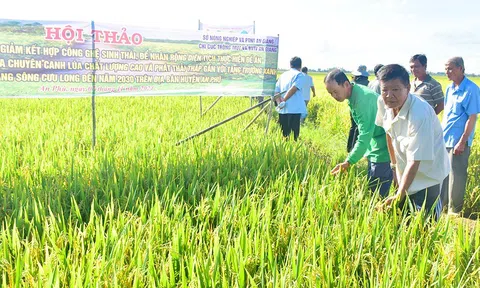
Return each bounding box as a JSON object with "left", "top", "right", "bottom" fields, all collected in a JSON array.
[{"left": 3, "top": 0, "right": 480, "bottom": 74}]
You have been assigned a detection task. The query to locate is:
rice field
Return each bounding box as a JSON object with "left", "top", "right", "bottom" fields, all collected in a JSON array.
[{"left": 0, "top": 72, "right": 479, "bottom": 287}]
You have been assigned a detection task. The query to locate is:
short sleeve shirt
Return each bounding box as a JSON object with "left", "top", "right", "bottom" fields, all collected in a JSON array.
[
  {"left": 274, "top": 69, "right": 307, "bottom": 114},
  {"left": 376, "top": 94, "right": 450, "bottom": 194},
  {"left": 410, "top": 75, "right": 444, "bottom": 109},
  {"left": 442, "top": 76, "right": 480, "bottom": 147},
  {"left": 302, "top": 73, "right": 314, "bottom": 100}
]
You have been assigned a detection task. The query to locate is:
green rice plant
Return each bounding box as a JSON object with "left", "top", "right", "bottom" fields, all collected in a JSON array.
[{"left": 0, "top": 74, "right": 479, "bottom": 287}]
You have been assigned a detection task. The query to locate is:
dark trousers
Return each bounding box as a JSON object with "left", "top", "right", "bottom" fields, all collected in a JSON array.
[
  {"left": 399, "top": 184, "right": 442, "bottom": 221},
  {"left": 279, "top": 113, "right": 301, "bottom": 140},
  {"left": 367, "top": 161, "right": 393, "bottom": 198},
  {"left": 347, "top": 113, "right": 359, "bottom": 152}
]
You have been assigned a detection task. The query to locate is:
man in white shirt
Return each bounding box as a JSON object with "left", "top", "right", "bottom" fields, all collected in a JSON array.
[
  {"left": 300, "top": 67, "right": 316, "bottom": 122},
  {"left": 376, "top": 64, "right": 450, "bottom": 221}
]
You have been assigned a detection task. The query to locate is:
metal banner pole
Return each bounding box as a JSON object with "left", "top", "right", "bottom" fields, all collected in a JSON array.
[
  {"left": 91, "top": 20, "right": 97, "bottom": 149},
  {"left": 201, "top": 96, "right": 222, "bottom": 117},
  {"left": 243, "top": 101, "right": 271, "bottom": 131},
  {"left": 176, "top": 91, "right": 285, "bottom": 146}
]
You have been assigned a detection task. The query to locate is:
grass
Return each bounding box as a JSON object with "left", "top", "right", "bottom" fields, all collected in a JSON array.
[{"left": 0, "top": 73, "right": 479, "bottom": 287}]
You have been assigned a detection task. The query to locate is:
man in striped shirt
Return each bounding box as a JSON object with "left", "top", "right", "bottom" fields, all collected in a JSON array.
[{"left": 409, "top": 54, "right": 444, "bottom": 115}]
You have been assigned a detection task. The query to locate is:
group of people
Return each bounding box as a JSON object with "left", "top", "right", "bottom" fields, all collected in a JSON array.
[{"left": 274, "top": 55, "right": 480, "bottom": 220}]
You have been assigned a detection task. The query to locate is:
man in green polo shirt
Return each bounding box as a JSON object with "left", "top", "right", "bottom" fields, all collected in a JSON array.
[{"left": 325, "top": 69, "right": 393, "bottom": 197}]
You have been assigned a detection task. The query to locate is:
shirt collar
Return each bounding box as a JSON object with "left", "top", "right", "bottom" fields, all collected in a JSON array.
[
  {"left": 415, "top": 74, "right": 432, "bottom": 83},
  {"left": 413, "top": 74, "right": 432, "bottom": 90},
  {"left": 385, "top": 93, "right": 414, "bottom": 127},
  {"left": 348, "top": 83, "right": 358, "bottom": 106},
  {"left": 450, "top": 76, "right": 468, "bottom": 92},
  {"left": 397, "top": 93, "right": 414, "bottom": 120}
]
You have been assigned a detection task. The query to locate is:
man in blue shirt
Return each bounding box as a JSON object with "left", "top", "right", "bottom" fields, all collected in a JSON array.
[
  {"left": 274, "top": 57, "right": 307, "bottom": 140},
  {"left": 441, "top": 57, "right": 480, "bottom": 214}
]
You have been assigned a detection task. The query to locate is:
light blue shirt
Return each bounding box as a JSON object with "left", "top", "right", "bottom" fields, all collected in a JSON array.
[
  {"left": 442, "top": 76, "right": 480, "bottom": 147},
  {"left": 274, "top": 69, "right": 307, "bottom": 114},
  {"left": 302, "top": 73, "right": 314, "bottom": 100}
]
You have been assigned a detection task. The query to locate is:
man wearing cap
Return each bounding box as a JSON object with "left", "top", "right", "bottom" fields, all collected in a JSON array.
[
  {"left": 352, "top": 65, "right": 370, "bottom": 87},
  {"left": 368, "top": 64, "right": 384, "bottom": 95},
  {"left": 441, "top": 57, "right": 480, "bottom": 214},
  {"left": 274, "top": 56, "right": 307, "bottom": 141},
  {"left": 300, "top": 67, "right": 316, "bottom": 122},
  {"left": 409, "top": 54, "right": 444, "bottom": 115},
  {"left": 347, "top": 65, "right": 370, "bottom": 152},
  {"left": 325, "top": 69, "right": 393, "bottom": 197}
]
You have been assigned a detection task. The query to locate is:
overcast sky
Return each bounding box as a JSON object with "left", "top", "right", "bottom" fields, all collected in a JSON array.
[{"left": 3, "top": 0, "right": 480, "bottom": 73}]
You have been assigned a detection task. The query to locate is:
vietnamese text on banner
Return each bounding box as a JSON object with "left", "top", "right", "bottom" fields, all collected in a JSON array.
[{"left": 0, "top": 19, "right": 279, "bottom": 97}]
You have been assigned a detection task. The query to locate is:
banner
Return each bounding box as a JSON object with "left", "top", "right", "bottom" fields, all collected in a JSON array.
[
  {"left": 198, "top": 21, "right": 255, "bottom": 34},
  {"left": 0, "top": 19, "right": 278, "bottom": 98}
]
